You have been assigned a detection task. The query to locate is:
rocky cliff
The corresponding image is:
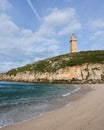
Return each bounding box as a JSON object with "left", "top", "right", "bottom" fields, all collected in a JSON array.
[{"left": 0, "top": 50, "right": 104, "bottom": 84}]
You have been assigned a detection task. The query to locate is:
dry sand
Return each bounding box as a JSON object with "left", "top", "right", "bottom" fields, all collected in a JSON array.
[{"left": 1, "top": 84, "right": 104, "bottom": 130}]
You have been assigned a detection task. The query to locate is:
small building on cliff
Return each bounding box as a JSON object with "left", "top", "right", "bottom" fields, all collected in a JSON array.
[{"left": 70, "top": 33, "right": 77, "bottom": 53}]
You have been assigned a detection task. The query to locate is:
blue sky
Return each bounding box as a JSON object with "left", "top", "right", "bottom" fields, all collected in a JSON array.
[{"left": 0, "top": 0, "right": 104, "bottom": 73}]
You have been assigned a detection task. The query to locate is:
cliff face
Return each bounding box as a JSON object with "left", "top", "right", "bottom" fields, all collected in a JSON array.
[
  {"left": 0, "top": 51, "right": 104, "bottom": 84},
  {"left": 0, "top": 63, "right": 104, "bottom": 84}
]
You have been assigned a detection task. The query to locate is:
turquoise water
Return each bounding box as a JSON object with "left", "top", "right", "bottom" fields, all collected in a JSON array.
[{"left": 0, "top": 81, "right": 80, "bottom": 128}]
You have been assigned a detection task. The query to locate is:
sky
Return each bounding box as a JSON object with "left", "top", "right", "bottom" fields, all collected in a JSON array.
[{"left": 0, "top": 0, "right": 104, "bottom": 73}]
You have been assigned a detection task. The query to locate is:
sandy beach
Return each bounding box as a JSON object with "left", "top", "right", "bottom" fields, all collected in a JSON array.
[{"left": 1, "top": 84, "right": 104, "bottom": 130}]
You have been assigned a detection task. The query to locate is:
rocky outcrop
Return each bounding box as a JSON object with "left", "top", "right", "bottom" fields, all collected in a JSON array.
[{"left": 0, "top": 63, "right": 104, "bottom": 84}]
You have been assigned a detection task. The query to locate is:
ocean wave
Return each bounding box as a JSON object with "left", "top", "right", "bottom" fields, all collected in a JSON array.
[
  {"left": 0, "top": 82, "right": 81, "bottom": 128},
  {"left": 62, "top": 87, "right": 80, "bottom": 97},
  {"left": 30, "top": 104, "right": 48, "bottom": 110},
  {"left": 62, "top": 92, "right": 70, "bottom": 97},
  {"left": 72, "top": 87, "right": 80, "bottom": 93},
  {"left": 65, "top": 102, "right": 72, "bottom": 107},
  {"left": 0, "top": 109, "right": 16, "bottom": 128}
]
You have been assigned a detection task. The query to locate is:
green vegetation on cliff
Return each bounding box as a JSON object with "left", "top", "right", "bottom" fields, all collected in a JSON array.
[{"left": 6, "top": 50, "right": 104, "bottom": 76}]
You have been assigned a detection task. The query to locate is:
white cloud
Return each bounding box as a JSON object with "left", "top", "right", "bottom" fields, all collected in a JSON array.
[
  {"left": 0, "top": 13, "right": 20, "bottom": 36},
  {"left": 90, "top": 30, "right": 104, "bottom": 40},
  {"left": 0, "top": 0, "right": 12, "bottom": 11},
  {"left": 59, "top": 20, "right": 81, "bottom": 35},
  {"left": 0, "top": 5, "right": 81, "bottom": 72},
  {"left": 37, "top": 8, "right": 81, "bottom": 36},
  {"left": 0, "top": 13, "right": 59, "bottom": 72},
  {"left": 88, "top": 18, "right": 104, "bottom": 30},
  {"left": 88, "top": 18, "right": 104, "bottom": 50},
  {"left": 44, "top": 8, "right": 73, "bottom": 26},
  {"left": 88, "top": 30, "right": 104, "bottom": 50}
]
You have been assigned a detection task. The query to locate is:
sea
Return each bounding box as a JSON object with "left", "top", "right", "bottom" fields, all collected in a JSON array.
[{"left": 0, "top": 81, "right": 80, "bottom": 128}]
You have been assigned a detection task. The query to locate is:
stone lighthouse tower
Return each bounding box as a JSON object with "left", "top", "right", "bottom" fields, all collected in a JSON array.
[{"left": 70, "top": 33, "right": 77, "bottom": 53}]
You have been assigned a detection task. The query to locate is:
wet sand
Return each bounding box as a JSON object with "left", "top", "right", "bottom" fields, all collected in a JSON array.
[{"left": 1, "top": 84, "right": 104, "bottom": 130}]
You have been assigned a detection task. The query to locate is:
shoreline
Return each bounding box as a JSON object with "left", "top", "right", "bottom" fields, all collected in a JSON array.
[
  {"left": 0, "top": 84, "right": 82, "bottom": 129},
  {"left": 0, "top": 82, "right": 81, "bottom": 128},
  {"left": 1, "top": 84, "right": 102, "bottom": 130},
  {"left": 0, "top": 79, "right": 104, "bottom": 84}
]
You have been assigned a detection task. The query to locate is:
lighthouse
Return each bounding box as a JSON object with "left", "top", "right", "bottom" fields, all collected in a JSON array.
[{"left": 70, "top": 33, "right": 77, "bottom": 53}]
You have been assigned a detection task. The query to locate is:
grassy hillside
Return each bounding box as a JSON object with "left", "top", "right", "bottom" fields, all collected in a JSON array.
[{"left": 6, "top": 50, "right": 104, "bottom": 76}]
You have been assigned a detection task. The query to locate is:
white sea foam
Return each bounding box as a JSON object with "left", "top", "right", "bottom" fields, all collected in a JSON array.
[
  {"left": 62, "top": 87, "right": 80, "bottom": 97},
  {"left": 62, "top": 93, "right": 70, "bottom": 97},
  {"left": 0, "top": 81, "right": 81, "bottom": 128},
  {"left": 30, "top": 104, "right": 48, "bottom": 110},
  {"left": 0, "top": 110, "right": 16, "bottom": 128},
  {"left": 72, "top": 87, "right": 80, "bottom": 93},
  {"left": 65, "top": 102, "right": 72, "bottom": 107}
]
